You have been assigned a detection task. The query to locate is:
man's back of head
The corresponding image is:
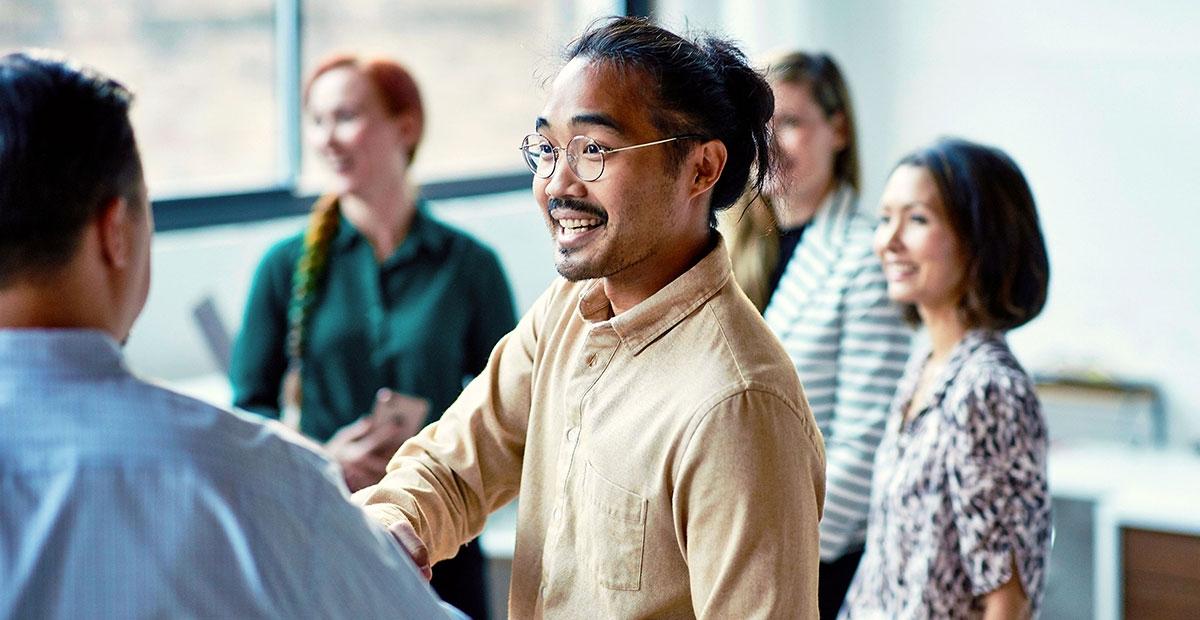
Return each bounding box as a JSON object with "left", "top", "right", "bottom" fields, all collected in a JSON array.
[
  {"left": 0, "top": 51, "right": 151, "bottom": 341},
  {"left": 0, "top": 51, "right": 143, "bottom": 285}
]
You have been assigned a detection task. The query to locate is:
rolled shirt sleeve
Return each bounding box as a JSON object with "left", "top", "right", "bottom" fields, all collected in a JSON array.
[{"left": 945, "top": 371, "right": 1049, "bottom": 599}]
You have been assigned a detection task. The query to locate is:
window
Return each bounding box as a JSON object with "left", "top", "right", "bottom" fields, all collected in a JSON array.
[
  {"left": 1, "top": 0, "right": 279, "bottom": 197},
  {"left": 3, "top": 0, "right": 624, "bottom": 208},
  {"left": 301, "top": 0, "right": 622, "bottom": 188}
]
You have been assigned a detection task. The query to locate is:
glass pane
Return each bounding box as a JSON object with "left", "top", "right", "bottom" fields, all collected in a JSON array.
[
  {"left": 0, "top": 0, "right": 278, "bottom": 197},
  {"left": 300, "top": 0, "right": 622, "bottom": 187}
]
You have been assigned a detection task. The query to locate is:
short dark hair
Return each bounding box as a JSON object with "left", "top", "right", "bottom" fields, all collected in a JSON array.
[
  {"left": 765, "top": 51, "right": 860, "bottom": 192},
  {"left": 564, "top": 16, "right": 774, "bottom": 227},
  {"left": 897, "top": 137, "right": 1050, "bottom": 330},
  {"left": 0, "top": 51, "right": 142, "bottom": 286}
]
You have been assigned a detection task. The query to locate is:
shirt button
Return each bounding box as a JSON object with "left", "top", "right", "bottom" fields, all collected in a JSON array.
[
  {"left": 566, "top": 427, "right": 578, "bottom": 442},
  {"left": 552, "top": 507, "right": 562, "bottom": 521}
]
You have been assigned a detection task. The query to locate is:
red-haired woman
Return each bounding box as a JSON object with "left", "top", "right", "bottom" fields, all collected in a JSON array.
[{"left": 230, "top": 55, "right": 513, "bottom": 619}]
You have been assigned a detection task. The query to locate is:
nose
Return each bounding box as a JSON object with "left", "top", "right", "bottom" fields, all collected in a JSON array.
[
  {"left": 320, "top": 123, "right": 339, "bottom": 150},
  {"left": 883, "top": 219, "right": 904, "bottom": 251},
  {"left": 308, "top": 119, "right": 335, "bottom": 151},
  {"left": 874, "top": 216, "right": 903, "bottom": 257},
  {"left": 542, "top": 150, "right": 585, "bottom": 199}
]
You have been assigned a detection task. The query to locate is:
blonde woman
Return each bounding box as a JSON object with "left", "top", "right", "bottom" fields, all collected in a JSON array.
[{"left": 721, "top": 52, "right": 911, "bottom": 618}]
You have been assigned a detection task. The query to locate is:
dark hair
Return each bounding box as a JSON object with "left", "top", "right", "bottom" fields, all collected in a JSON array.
[
  {"left": 304, "top": 54, "right": 425, "bottom": 161},
  {"left": 0, "top": 51, "right": 142, "bottom": 287},
  {"left": 765, "top": 51, "right": 860, "bottom": 192},
  {"left": 564, "top": 16, "right": 774, "bottom": 226},
  {"left": 897, "top": 137, "right": 1050, "bottom": 330}
]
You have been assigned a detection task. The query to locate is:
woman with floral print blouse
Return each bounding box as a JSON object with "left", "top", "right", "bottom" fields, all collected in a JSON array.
[{"left": 842, "top": 138, "right": 1052, "bottom": 619}]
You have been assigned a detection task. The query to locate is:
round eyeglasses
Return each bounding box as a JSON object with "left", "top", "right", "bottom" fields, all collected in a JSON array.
[{"left": 518, "top": 133, "right": 701, "bottom": 182}]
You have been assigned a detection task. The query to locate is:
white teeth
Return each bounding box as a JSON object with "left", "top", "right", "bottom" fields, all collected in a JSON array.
[{"left": 559, "top": 218, "right": 601, "bottom": 230}]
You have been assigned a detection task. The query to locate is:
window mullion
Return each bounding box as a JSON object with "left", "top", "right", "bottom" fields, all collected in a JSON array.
[{"left": 275, "top": 0, "right": 303, "bottom": 189}]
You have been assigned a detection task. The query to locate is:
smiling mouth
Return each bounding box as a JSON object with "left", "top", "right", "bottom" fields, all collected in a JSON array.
[
  {"left": 326, "top": 155, "right": 351, "bottom": 173},
  {"left": 884, "top": 262, "right": 917, "bottom": 280},
  {"left": 558, "top": 218, "right": 603, "bottom": 233}
]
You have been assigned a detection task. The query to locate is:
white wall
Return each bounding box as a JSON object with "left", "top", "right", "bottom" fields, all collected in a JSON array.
[
  {"left": 125, "top": 190, "right": 556, "bottom": 384},
  {"left": 661, "top": 0, "right": 1200, "bottom": 445}
]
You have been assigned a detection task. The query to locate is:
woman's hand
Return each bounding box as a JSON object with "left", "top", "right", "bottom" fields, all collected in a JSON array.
[{"left": 325, "top": 388, "right": 429, "bottom": 491}]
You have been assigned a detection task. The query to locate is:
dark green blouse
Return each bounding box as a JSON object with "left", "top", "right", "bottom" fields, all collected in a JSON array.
[{"left": 229, "top": 201, "right": 517, "bottom": 442}]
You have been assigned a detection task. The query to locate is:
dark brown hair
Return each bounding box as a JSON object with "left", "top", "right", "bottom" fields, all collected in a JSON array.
[
  {"left": 565, "top": 16, "right": 774, "bottom": 226},
  {"left": 896, "top": 137, "right": 1050, "bottom": 330},
  {"left": 0, "top": 51, "right": 141, "bottom": 286}
]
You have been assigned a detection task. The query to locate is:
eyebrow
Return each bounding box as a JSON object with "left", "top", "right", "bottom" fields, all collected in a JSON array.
[{"left": 535, "top": 113, "right": 624, "bottom": 134}]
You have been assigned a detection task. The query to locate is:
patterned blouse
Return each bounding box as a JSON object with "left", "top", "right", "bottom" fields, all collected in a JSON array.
[{"left": 841, "top": 330, "right": 1051, "bottom": 619}]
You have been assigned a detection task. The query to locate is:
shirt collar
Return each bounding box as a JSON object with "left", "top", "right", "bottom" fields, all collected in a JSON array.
[
  {"left": 0, "top": 328, "right": 127, "bottom": 378},
  {"left": 926, "top": 328, "right": 1005, "bottom": 405},
  {"left": 329, "top": 197, "right": 451, "bottom": 261},
  {"left": 577, "top": 235, "right": 732, "bottom": 355}
]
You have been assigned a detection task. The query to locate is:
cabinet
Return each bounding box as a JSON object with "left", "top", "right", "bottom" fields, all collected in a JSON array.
[{"left": 1123, "top": 527, "right": 1200, "bottom": 619}]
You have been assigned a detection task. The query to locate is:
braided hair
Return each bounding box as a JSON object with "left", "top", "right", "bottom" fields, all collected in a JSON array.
[
  {"left": 282, "top": 194, "right": 341, "bottom": 408},
  {"left": 282, "top": 54, "right": 424, "bottom": 409}
]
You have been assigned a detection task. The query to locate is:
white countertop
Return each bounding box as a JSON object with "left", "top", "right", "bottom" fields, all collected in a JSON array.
[{"left": 1050, "top": 442, "right": 1200, "bottom": 534}]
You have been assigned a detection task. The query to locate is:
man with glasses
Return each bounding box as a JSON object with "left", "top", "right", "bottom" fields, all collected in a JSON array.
[{"left": 356, "top": 17, "right": 826, "bottom": 618}]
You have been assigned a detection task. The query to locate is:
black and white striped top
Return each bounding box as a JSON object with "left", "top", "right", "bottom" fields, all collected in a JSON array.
[{"left": 764, "top": 185, "right": 913, "bottom": 561}]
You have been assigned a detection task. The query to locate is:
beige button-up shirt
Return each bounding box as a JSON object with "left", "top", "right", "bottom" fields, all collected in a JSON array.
[{"left": 356, "top": 238, "right": 826, "bottom": 618}]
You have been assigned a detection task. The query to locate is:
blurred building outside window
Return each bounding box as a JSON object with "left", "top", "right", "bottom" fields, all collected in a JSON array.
[{"left": 1, "top": 0, "right": 622, "bottom": 201}]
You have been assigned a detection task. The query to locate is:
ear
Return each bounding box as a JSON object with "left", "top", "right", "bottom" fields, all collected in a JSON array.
[
  {"left": 688, "top": 139, "right": 728, "bottom": 201},
  {"left": 97, "top": 196, "right": 132, "bottom": 269},
  {"left": 393, "top": 112, "right": 421, "bottom": 153},
  {"left": 830, "top": 111, "right": 848, "bottom": 151}
]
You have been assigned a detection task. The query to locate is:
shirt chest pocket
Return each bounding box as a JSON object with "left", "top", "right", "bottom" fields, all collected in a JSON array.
[{"left": 582, "top": 461, "right": 647, "bottom": 591}]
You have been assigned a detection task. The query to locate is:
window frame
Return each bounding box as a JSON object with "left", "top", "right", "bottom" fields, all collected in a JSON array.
[{"left": 152, "top": 0, "right": 644, "bottom": 231}]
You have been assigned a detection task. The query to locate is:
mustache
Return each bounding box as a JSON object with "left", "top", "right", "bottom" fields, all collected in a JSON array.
[{"left": 548, "top": 198, "right": 607, "bottom": 221}]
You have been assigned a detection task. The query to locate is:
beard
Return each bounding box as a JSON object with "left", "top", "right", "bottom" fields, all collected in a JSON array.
[
  {"left": 555, "top": 247, "right": 598, "bottom": 282},
  {"left": 547, "top": 197, "right": 611, "bottom": 281}
]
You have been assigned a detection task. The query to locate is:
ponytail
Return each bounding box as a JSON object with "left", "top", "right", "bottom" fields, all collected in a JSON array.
[{"left": 703, "top": 37, "right": 774, "bottom": 219}]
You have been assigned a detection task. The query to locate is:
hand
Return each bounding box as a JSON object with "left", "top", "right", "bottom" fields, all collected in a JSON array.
[
  {"left": 369, "top": 388, "right": 429, "bottom": 441},
  {"left": 324, "top": 389, "right": 429, "bottom": 492},
  {"left": 388, "top": 519, "right": 433, "bottom": 581},
  {"left": 325, "top": 416, "right": 390, "bottom": 491}
]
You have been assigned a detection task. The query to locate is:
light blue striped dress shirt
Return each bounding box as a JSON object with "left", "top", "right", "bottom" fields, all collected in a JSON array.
[{"left": 0, "top": 329, "right": 460, "bottom": 619}]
